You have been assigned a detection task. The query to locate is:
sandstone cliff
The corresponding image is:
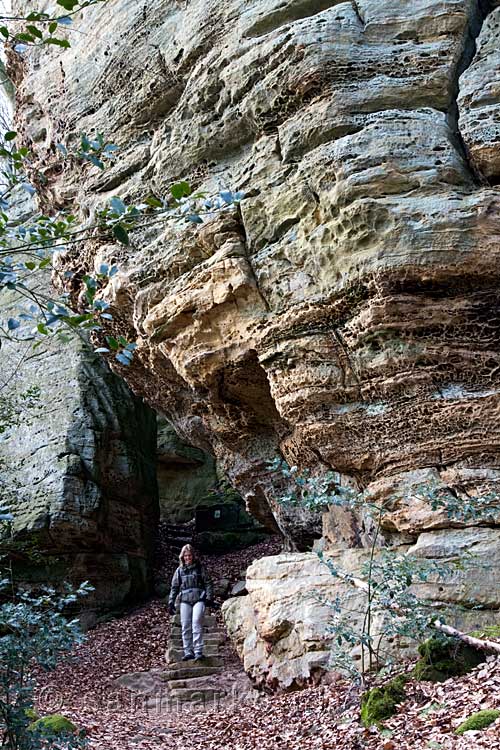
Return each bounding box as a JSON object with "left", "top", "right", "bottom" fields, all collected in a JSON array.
[
  {"left": 10, "top": 0, "right": 500, "bottom": 679},
  {"left": 157, "top": 416, "right": 217, "bottom": 523},
  {"left": 0, "top": 319, "right": 159, "bottom": 624}
]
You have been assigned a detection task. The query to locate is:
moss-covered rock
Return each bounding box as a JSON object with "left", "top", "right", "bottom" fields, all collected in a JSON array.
[
  {"left": 412, "top": 636, "right": 485, "bottom": 682},
  {"left": 360, "top": 676, "right": 407, "bottom": 727},
  {"left": 455, "top": 709, "right": 500, "bottom": 735},
  {"left": 29, "top": 714, "right": 77, "bottom": 735}
]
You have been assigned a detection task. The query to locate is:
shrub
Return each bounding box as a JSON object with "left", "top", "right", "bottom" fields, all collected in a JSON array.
[{"left": 0, "top": 574, "right": 92, "bottom": 750}]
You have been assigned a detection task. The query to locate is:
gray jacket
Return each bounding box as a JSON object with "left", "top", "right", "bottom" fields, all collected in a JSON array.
[{"left": 168, "top": 561, "right": 213, "bottom": 607}]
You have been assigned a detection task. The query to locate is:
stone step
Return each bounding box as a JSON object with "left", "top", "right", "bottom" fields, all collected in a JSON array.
[
  {"left": 169, "top": 686, "right": 228, "bottom": 703},
  {"left": 164, "top": 655, "right": 223, "bottom": 670},
  {"left": 161, "top": 664, "right": 223, "bottom": 681},
  {"left": 170, "top": 627, "right": 221, "bottom": 638},
  {"left": 166, "top": 675, "right": 223, "bottom": 690},
  {"left": 166, "top": 647, "right": 218, "bottom": 663},
  {"left": 170, "top": 634, "right": 224, "bottom": 647},
  {"left": 172, "top": 614, "right": 217, "bottom": 627}
]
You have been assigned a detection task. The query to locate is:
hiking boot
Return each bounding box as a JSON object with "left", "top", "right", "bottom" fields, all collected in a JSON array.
[
  {"left": 182, "top": 652, "right": 195, "bottom": 661},
  {"left": 194, "top": 653, "right": 205, "bottom": 661}
]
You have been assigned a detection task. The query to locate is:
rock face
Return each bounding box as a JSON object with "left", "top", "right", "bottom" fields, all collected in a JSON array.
[
  {"left": 224, "top": 534, "right": 500, "bottom": 690},
  {"left": 0, "top": 330, "right": 159, "bottom": 626},
  {"left": 222, "top": 553, "right": 351, "bottom": 690},
  {"left": 157, "top": 417, "right": 217, "bottom": 523},
  {"left": 10, "top": 0, "right": 500, "bottom": 676}
]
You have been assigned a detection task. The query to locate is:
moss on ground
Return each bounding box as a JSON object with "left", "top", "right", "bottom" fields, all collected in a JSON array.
[
  {"left": 470, "top": 625, "right": 500, "bottom": 639},
  {"left": 29, "top": 714, "right": 76, "bottom": 735},
  {"left": 360, "top": 676, "right": 408, "bottom": 727},
  {"left": 412, "top": 636, "right": 485, "bottom": 682},
  {"left": 455, "top": 709, "right": 500, "bottom": 735}
]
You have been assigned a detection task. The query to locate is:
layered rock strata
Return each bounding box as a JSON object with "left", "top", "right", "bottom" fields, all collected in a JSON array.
[{"left": 10, "top": 0, "right": 500, "bottom": 672}]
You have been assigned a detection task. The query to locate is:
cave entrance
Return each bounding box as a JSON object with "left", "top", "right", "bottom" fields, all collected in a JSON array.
[{"left": 153, "top": 412, "right": 278, "bottom": 600}]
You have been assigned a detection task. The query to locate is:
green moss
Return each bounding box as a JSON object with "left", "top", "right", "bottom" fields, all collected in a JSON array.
[
  {"left": 470, "top": 625, "right": 500, "bottom": 639},
  {"left": 24, "top": 708, "right": 39, "bottom": 721},
  {"left": 29, "top": 714, "right": 76, "bottom": 735},
  {"left": 455, "top": 709, "right": 500, "bottom": 735},
  {"left": 412, "top": 637, "right": 485, "bottom": 682},
  {"left": 360, "top": 676, "right": 407, "bottom": 727}
]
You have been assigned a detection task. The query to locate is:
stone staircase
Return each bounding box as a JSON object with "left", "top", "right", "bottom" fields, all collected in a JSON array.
[
  {"left": 162, "top": 612, "right": 227, "bottom": 708},
  {"left": 114, "top": 612, "right": 257, "bottom": 714},
  {"left": 161, "top": 522, "right": 194, "bottom": 556}
]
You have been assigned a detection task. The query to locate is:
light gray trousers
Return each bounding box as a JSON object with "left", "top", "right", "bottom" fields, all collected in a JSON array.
[{"left": 180, "top": 601, "right": 205, "bottom": 656}]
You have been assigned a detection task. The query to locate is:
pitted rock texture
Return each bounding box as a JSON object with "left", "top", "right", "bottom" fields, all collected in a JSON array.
[
  {"left": 0, "top": 331, "right": 159, "bottom": 626},
  {"left": 12, "top": 0, "right": 500, "bottom": 545},
  {"left": 10, "top": 0, "right": 500, "bottom": 675},
  {"left": 458, "top": 4, "right": 500, "bottom": 180}
]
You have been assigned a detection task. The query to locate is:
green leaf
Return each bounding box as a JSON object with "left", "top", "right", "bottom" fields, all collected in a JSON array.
[
  {"left": 0, "top": 27, "right": 9, "bottom": 39},
  {"left": 112, "top": 224, "right": 129, "bottom": 245},
  {"left": 37, "top": 323, "right": 49, "bottom": 335},
  {"left": 26, "top": 25, "right": 43, "bottom": 39},
  {"left": 145, "top": 195, "right": 163, "bottom": 209},
  {"left": 16, "top": 32, "right": 36, "bottom": 43},
  {"left": 4, "top": 131, "right": 16, "bottom": 142},
  {"left": 49, "top": 21, "right": 58, "bottom": 34},
  {"left": 44, "top": 37, "right": 71, "bottom": 48},
  {"left": 65, "top": 314, "right": 92, "bottom": 327},
  {"left": 24, "top": 261, "right": 36, "bottom": 270},
  {"left": 86, "top": 154, "right": 104, "bottom": 169},
  {"left": 105, "top": 335, "right": 119, "bottom": 351},
  {"left": 109, "top": 196, "right": 126, "bottom": 215},
  {"left": 57, "top": 0, "right": 79, "bottom": 9},
  {"left": 170, "top": 181, "right": 191, "bottom": 201}
]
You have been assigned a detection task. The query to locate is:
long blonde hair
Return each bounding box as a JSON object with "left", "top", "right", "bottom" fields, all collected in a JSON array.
[{"left": 179, "top": 543, "right": 198, "bottom": 566}]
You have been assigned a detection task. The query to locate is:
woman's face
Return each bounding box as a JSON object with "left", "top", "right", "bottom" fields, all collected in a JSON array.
[{"left": 184, "top": 550, "right": 193, "bottom": 565}]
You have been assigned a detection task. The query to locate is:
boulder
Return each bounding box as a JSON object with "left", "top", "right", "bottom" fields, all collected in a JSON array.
[
  {"left": 223, "top": 553, "right": 367, "bottom": 690},
  {"left": 223, "top": 545, "right": 500, "bottom": 690},
  {"left": 229, "top": 580, "right": 247, "bottom": 597}
]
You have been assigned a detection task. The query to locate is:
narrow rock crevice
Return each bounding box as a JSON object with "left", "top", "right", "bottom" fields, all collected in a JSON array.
[
  {"left": 351, "top": 0, "right": 365, "bottom": 28},
  {"left": 446, "top": 0, "right": 493, "bottom": 183}
]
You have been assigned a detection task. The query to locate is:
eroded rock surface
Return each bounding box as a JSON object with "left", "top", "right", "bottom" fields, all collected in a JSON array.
[
  {"left": 0, "top": 333, "right": 158, "bottom": 626},
  {"left": 10, "top": 0, "right": 500, "bottom": 678}
]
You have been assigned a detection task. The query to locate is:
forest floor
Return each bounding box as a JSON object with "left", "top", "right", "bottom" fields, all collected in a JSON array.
[{"left": 32, "top": 538, "right": 500, "bottom": 750}]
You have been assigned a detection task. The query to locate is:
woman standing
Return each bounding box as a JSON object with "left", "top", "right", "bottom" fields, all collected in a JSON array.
[{"left": 168, "top": 544, "right": 213, "bottom": 661}]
